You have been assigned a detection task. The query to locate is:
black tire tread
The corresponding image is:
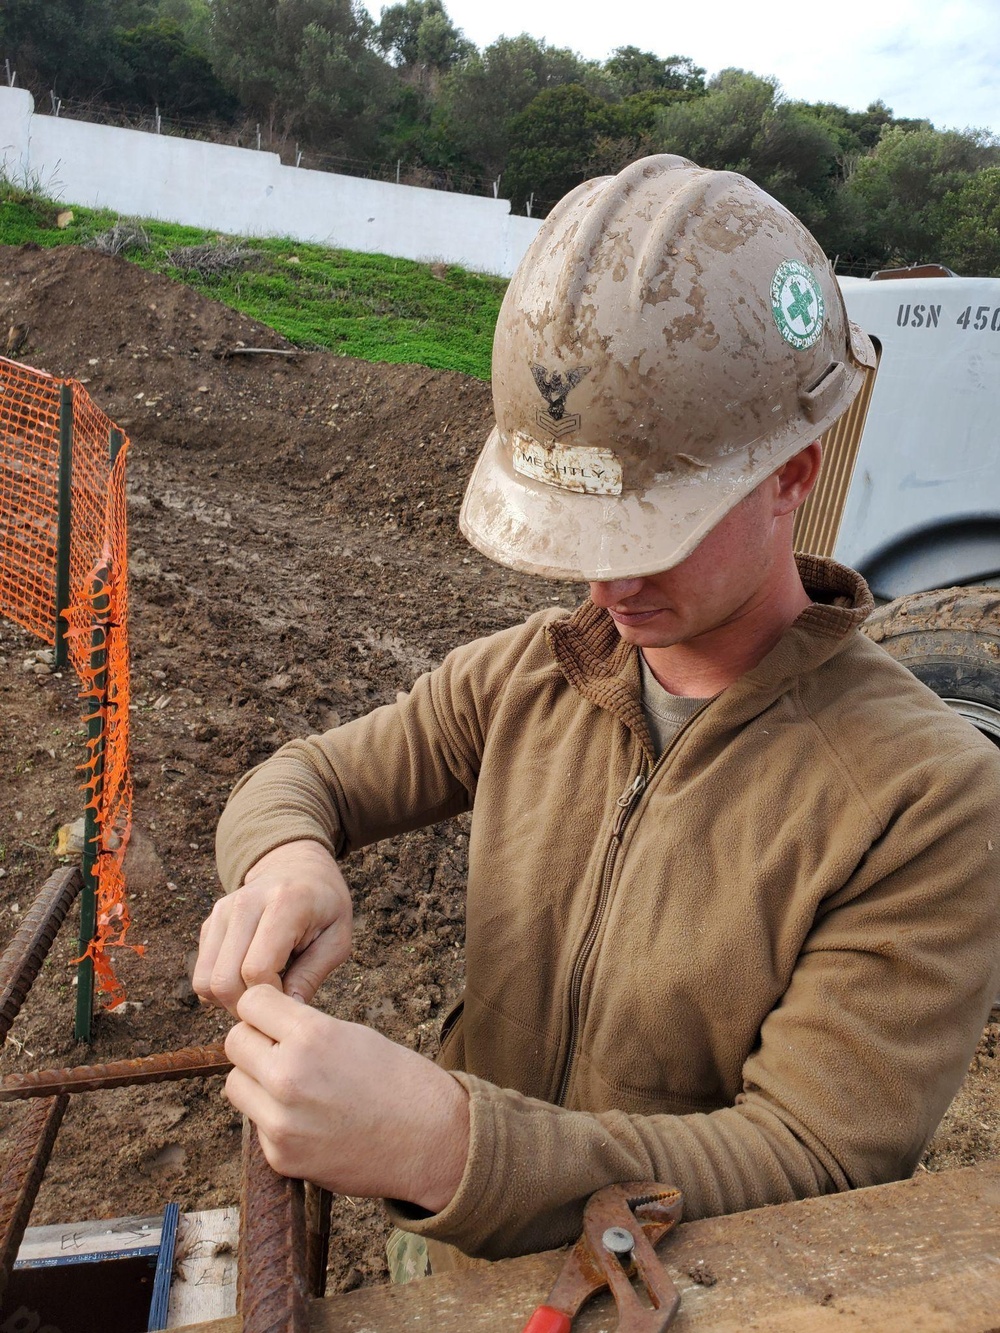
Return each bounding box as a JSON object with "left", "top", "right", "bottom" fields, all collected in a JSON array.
[{"left": 863, "top": 586, "right": 1000, "bottom": 645}]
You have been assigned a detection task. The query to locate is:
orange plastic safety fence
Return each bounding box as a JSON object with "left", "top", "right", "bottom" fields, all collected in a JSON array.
[{"left": 0, "top": 355, "right": 137, "bottom": 1003}]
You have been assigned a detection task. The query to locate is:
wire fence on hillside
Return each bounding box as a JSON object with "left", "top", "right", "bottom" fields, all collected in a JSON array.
[{"left": 25, "top": 90, "right": 542, "bottom": 211}]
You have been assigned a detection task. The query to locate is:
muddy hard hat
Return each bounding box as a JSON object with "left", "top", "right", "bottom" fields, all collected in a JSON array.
[{"left": 460, "top": 154, "right": 875, "bottom": 581}]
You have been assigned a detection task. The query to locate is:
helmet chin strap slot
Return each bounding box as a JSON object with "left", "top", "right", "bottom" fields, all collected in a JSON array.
[{"left": 800, "top": 362, "right": 847, "bottom": 423}]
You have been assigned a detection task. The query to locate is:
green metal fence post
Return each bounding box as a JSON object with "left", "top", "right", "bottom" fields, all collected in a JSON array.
[
  {"left": 109, "top": 426, "right": 124, "bottom": 466},
  {"left": 54, "top": 383, "right": 73, "bottom": 670},
  {"left": 74, "top": 561, "right": 110, "bottom": 1043}
]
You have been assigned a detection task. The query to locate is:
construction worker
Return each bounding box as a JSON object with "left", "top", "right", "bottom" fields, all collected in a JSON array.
[{"left": 194, "top": 156, "right": 1000, "bottom": 1268}]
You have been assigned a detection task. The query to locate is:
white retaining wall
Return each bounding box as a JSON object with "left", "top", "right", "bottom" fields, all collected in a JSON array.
[{"left": 0, "top": 87, "right": 542, "bottom": 277}]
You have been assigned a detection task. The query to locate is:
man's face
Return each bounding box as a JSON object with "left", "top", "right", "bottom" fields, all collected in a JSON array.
[{"left": 588, "top": 482, "right": 781, "bottom": 650}]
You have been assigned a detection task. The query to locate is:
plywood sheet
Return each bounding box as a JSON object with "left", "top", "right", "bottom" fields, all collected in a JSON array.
[{"left": 176, "top": 1164, "right": 1000, "bottom": 1332}]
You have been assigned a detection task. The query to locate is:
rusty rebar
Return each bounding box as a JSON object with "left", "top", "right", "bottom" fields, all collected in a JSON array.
[
  {"left": 0, "top": 1095, "right": 68, "bottom": 1303},
  {"left": 304, "top": 1182, "right": 333, "bottom": 1299},
  {"left": 0, "top": 865, "right": 82, "bottom": 1045},
  {"left": 0, "top": 1041, "right": 231, "bottom": 1102},
  {"left": 238, "top": 1118, "right": 310, "bottom": 1333}
]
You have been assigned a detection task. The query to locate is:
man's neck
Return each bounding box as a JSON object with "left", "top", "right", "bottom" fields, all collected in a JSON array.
[{"left": 641, "top": 568, "right": 813, "bottom": 697}]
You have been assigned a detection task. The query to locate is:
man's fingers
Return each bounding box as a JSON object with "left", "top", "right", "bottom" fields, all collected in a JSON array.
[
  {"left": 192, "top": 904, "right": 230, "bottom": 1000},
  {"left": 209, "top": 899, "right": 283, "bottom": 1011},
  {"left": 238, "top": 900, "right": 308, "bottom": 993},
  {"left": 236, "top": 982, "right": 314, "bottom": 1043},
  {"left": 224, "top": 1016, "right": 276, "bottom": 1077},
  {"left": 225, "top": 1065, "right": 266, "bottom": 1122},
  {"left": 282, "top": 921, "right": 352, "bottom": 1003}
]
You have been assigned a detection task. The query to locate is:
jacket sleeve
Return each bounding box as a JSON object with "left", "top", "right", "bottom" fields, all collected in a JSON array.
[
  {"left": 389, "top": 738, "right": 1000, "bottom": 1259},
  {"left": 215, "top": 616, "right": 551, "bottom": 893}
]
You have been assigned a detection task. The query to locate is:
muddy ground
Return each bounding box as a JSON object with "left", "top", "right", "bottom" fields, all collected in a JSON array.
[{"left": 0, "top": 245, "right": 997, "bottom": 1295}]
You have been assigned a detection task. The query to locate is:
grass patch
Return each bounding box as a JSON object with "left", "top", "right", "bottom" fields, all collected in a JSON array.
[{"left": 0, "top": 189, "right": 506, "bottom": 379}]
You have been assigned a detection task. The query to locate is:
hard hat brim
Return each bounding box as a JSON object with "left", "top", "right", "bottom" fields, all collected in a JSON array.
[{"left": 460, "top": 357, "right": 866, "bottom": 583}]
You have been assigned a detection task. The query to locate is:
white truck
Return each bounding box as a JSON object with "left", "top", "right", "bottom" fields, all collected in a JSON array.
[{"left": 795, "top": 265, "right": 1000, "bottom": 744}]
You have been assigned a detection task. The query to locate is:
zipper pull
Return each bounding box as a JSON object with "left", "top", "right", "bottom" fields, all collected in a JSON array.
[{"left": 613, "top": 773, "right": 646, "bottom": 839}]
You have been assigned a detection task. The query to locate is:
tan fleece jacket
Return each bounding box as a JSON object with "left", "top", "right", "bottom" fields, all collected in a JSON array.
[{"left": 216, "top": 556, "right": 1000, "bottom": 1259}]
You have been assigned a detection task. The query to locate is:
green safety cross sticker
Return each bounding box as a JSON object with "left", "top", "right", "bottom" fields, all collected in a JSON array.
[{"left": 771, "top": 260, "right": 825, "bottom": 350}]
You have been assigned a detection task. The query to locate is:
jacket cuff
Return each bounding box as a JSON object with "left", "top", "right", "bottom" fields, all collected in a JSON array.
[
  {"left": 215, "top": 818, "right": 338, "bottom": 894},
  {"left": 384, "top": 1071, "right": 503, "bottom": 1253}
]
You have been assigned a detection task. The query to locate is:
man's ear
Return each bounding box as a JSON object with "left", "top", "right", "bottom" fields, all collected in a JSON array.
[{"left": 774, "top": 442, "right": 822, "bottom": 516}]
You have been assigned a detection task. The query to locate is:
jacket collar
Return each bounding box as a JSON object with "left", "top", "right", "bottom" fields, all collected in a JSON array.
[{"left": 545, "top": 556, "right": 874, "bottom": 755}]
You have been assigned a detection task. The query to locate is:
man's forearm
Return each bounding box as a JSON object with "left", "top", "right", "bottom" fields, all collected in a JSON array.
[{"left": 388, "top": 1073, "right": 838, "bottom": 1260}]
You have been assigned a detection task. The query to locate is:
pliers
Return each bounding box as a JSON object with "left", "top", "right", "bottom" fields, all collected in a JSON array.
[{"left": 521, "top": 1181, "right": 683, "bottom": 1333}]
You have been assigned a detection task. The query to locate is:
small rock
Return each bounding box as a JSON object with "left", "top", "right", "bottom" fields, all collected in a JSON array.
[
  {"left": 56, "top": 209, "right": 74, "bottom": 229},
  {"left": 172, "top": 976, "right": 198, "bottom": 1007},
  {"left": 123, "top": 827, "right": 166, "bottom": 894},
  {"left": 265, "top": 672, "right": 293, "bottom": 695},
  {"left": 55, "top": 817, "right": 86, "bottom": 857},
  {"left": 688, "top": 1260, "right": 717, "bottom": 1288}
]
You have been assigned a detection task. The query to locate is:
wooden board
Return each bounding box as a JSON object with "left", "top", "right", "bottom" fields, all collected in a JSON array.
[
  {"left": 176, "top": 1163, "right": 1000, "bottom": 1332},
  {"left": 14, "top": 1213, "right": 162, "bottom": 1266},
  {"left": 167, "top": 1207, "right": 239, "bottom": 1327}
]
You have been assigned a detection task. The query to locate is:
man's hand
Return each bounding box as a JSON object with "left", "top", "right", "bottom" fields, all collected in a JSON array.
[
  {"left": 193, "top": 840, "right": 352, "bottom": 1014},
  {"left": 225, "top": 986, "right": 471, "bottom": 1212}
]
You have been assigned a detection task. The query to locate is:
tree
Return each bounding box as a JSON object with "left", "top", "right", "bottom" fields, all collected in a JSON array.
[
  {"left": 438, "top": 35, "right": 597, "bottom": 181},
  {"left": 211, "top": 0, "right": 391, "bottom": 153},
  {"left": 652, "top": 70, "right": 843, "bottom": 245},
  {"left": 802, "top": 99, "right": 929, "bottom": 156},
  {"left": 937, "top": 167, "right": 1000, "bottom": 276},
  {"left": 377, "top": 1, "right": 471, "bottom": 72},
  {"left": 156, "top": 0, "right": 213, "bottom": 51},
  {"left": 603, "top": 47, "right": 704, "bottom": 98},
  {"left": 113, "top": 18, "right": 237, "bottom": 116},
  {"left": 845, "top": 125, "right": 1000, "bottom": 265},
  {"left": 505, "top": 83, "right": 626, "bottom": 209},
  {"left": 0, "top": 0, "right": 132, "bottom": 96}
]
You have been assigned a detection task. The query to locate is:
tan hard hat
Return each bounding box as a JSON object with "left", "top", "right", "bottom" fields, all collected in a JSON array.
[{"left": 460, "top": 154, "right": 875, "bottom": 581}]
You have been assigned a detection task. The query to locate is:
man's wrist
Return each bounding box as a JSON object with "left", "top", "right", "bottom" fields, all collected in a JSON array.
[{"left": 406, "top": 1068, "right": 470, "bottom": 1215}]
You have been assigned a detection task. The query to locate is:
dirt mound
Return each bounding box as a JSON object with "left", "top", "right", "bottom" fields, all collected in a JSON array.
[
  {"left": 0, "top": 245, "right": 996, "bottom": 1298},
  {"left": 1, "top": 245, "right": 494, "bottom": 537}
]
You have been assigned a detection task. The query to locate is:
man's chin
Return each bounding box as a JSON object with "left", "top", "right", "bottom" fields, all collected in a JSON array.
[{"left": 607, "top": 613, "right": 682, "bottom": 647}]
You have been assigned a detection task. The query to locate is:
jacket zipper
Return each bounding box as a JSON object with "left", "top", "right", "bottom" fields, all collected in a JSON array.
[
  {"left": 554, "top": 699, "right": 715, "bottom": 1108},
  {"left": 555, "top": 770, "right": 646, "bottom": 1107}
]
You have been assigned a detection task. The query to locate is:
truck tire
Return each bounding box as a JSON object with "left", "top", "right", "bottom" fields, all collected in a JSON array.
[{"left": 863, "top": 587, "right": 1000, "bottom": 745}]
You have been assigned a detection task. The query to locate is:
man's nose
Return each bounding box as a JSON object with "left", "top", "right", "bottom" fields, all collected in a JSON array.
[{"left": 589, "top": 578, "right": 646, "bottom": 606}]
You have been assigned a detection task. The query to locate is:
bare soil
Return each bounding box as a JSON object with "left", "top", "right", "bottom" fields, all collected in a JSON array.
[{"left": 0, "top": 245, "right": 996, "bottom": 1294}]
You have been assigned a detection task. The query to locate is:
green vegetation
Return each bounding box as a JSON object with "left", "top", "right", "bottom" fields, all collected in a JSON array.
[
  {"left": 0, "top": 191, "right": 506, "bottom": 378},
  {"left": 3, "top": 1, "right": 1000, "bottom": 272}
]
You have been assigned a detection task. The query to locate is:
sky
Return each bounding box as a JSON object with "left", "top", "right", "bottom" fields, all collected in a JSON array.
[{"left": 362, "top": 0, "right": 1000, "bottom": 136}]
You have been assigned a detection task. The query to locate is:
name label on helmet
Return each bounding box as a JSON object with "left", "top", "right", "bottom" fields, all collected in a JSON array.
[{"left": 512, "top": 437, "right": 622, "bottom": 496}]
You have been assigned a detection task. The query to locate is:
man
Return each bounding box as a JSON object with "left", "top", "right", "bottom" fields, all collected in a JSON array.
[{"left": 193, "top": 156, "right": 1000, "bottom": 1265}]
